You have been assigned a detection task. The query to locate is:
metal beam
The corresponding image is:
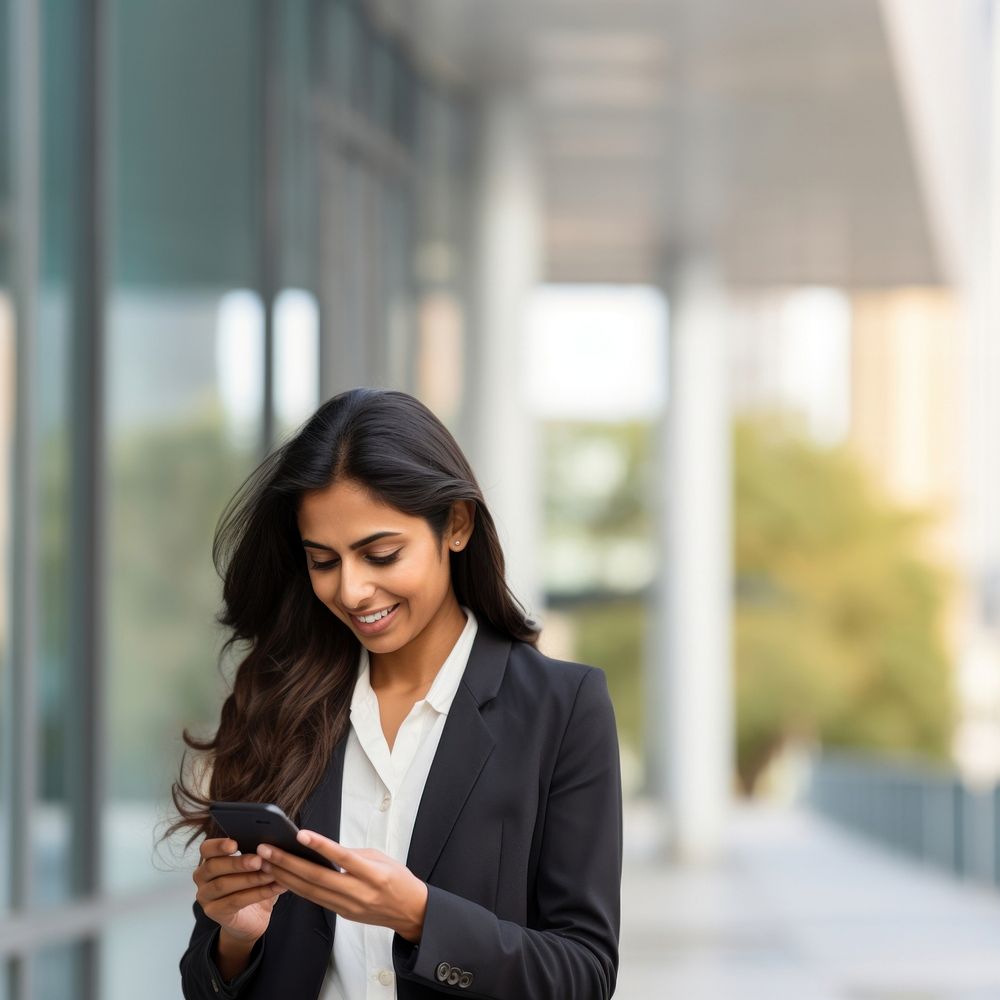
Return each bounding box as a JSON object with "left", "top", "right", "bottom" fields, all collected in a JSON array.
[
  {"left": 260, "top": 0, "right": 277, "bottom": 453},
  {"left": 9, "top": 0, "right": 40, "bottom": 994},
  {"left": 69, "top": 0, "right": 107, "bottom": 995},
  {"left": 0, "top": 884, "right": 192, "bottom": 958}
]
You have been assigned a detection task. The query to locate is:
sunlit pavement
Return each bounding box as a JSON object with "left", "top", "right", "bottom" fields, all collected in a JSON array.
[{"left": 617, "top": 800, "right": 1000, "bottom": 1000}]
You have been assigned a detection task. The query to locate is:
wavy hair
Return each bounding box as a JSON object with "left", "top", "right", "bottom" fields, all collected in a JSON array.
[{"left": 167, "top": 388, "right": 538, "bottom": 846}]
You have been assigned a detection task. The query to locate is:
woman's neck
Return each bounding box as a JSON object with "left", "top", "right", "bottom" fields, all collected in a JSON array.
[{"left": 369, "top": 597, "right": 467, "bottom": 693}]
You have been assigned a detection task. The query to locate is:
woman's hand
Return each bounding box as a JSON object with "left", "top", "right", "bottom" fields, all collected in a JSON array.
[
  {"left": 256, "top": 831, "right": 429, "bottom": 942},
  {"left": 193, "top": 838, "right": 286, "bottom": 955}
]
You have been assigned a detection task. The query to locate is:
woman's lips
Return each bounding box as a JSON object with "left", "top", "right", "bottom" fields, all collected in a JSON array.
[{"left": 351, "top": 602, "right": 400, "bottom": 636}]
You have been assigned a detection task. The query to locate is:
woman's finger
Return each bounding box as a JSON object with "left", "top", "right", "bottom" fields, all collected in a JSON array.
[
  {"left": 198, "top": 870, "right": 277, "bottom": 904},
  {"left": 202, "top": 882, "right": 286, "bottom": 921},
  {"left": 194, "top": 852, "right": 263, "bottom": 888},
  {"left": 264, "top": 862, "right": 359, "bottom": 915},
  {"left": 256, "top": 835, "right": 359, "bottom": 878},
  {"left": 295, "top": 831, "right": 361, "bottom": 872},
  {"left": 199, "top": 837, "right": 238, "bottom": 861}
]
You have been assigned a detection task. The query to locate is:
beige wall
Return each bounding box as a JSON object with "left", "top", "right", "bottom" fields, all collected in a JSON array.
[{"left": 850, "top": 288, "right": 961, "bottom": 564}]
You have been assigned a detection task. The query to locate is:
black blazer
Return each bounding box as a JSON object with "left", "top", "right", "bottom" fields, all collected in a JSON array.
[{"left": 180, "top": 622, "right": 623, "bottom": 999}]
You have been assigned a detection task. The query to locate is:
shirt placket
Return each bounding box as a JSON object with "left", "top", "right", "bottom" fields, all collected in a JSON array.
[
  {"left": 355, "top": 698, "right": 435, "bottom": 998},
  {"left": 361, "top": 705, "right": 404, "bottom": 998}
]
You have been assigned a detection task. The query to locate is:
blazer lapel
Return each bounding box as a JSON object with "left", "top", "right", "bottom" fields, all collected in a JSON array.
[{"left": 405, "top": 623, "right": 511, "bottom": 881}]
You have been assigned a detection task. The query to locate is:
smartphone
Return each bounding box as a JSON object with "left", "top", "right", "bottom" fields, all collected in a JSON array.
[{"left": 209, "top": 802, "right": 337, "bottom": 870}]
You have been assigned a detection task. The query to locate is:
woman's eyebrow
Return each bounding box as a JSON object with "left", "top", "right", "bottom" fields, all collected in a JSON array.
[{"left": 301, "top": 531, "right": 402, "bottom": 552}]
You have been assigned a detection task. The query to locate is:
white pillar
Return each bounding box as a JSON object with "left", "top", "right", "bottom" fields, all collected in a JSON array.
[
  {"left": 468, "top": 95, "right": 543, "bottom": 620},
  {"left": 649, "top": 257, "right": 733, "bottom": 862}
]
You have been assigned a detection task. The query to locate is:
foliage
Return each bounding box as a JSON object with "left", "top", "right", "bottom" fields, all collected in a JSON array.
[
  {"left": 104, "top": 404, "right": 254, "bottom": 797},
  {"left": 542, "top": 421, "right": 655, "bottom": 759},
  {"left": 543, "top": 421, "right": 652, "bottom": 536},
  {"left": 563, "top": 598, "right": 645, "bottom": 757},
  {"left": 734, "top": 415, "right": 954, "bottom": 792},
  {"left": 541, "top": 416, "right": 955, "bottom": 796}
]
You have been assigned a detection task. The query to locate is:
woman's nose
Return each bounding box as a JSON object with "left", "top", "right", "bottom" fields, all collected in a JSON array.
[{"left": 337, "top": 559, "right": 375, "bottom": 609}]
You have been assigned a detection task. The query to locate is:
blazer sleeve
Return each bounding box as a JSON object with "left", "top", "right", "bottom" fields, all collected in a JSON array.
[
  {"left": 179, "top": 899, "right": 266, "bottom": 999},
  {"left": 392, "top": 666, "right": 623, "bottom": 1000}
]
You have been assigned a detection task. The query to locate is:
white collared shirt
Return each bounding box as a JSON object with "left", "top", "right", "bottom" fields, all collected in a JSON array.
[{"left": 319, "top": 608, "right": 479, "bottom": 1000}]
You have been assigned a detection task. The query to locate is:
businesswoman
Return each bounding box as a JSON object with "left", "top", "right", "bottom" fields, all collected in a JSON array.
[{"left": 169, "top": 387, "right": 623, "bottom": 999}]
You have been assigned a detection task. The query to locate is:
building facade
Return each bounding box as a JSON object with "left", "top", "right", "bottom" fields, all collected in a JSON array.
[{"left": 0, "top": 2, "right": 476, "bottom": 996}]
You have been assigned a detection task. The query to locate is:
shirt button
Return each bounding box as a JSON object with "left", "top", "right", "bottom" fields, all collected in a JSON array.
[
  {"left": 379, "top": 793, "right": 391, "bottom": 812},
  {"left": 377, "top": 969, "right": 394, "bottom": 986}
]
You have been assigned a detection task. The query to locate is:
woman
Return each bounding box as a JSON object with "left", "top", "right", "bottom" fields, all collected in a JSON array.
[{"left": 171, "top": 388, "right": 623, "bottom": 999}]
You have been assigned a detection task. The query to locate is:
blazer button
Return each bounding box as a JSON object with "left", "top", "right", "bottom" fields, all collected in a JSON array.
[
  {"left": 459, "top": 972, "right": 474, "bottom": 988},
  {"left": 436, "top": 962, "right": 452, "bottom": 983},
  {"left": 447, "top": 967, "right": 461, "bottom": 986}
]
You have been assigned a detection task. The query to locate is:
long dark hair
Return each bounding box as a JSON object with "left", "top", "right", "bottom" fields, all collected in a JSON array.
[{"left": 167, "top": 387, "right": 538, "bottom": 846}]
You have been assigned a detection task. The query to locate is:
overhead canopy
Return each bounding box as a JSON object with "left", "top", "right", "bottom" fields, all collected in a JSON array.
[{"left": 405, "top": 0, "right": 942, "bottom": 287}]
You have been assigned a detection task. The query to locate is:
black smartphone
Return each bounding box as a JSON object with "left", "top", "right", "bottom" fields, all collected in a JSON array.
[{"left": 209, "top": 802, "right": 337, "bottom": 870}]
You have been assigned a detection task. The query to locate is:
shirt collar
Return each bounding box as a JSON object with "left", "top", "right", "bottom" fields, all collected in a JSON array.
[{"left": 350, "top": 607, "right": 479, "bottom": 717}]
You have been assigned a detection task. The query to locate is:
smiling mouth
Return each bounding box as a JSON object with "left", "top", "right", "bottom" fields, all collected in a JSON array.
[{"left": 353, "top": 603, "right": 400, "bottom": 625}]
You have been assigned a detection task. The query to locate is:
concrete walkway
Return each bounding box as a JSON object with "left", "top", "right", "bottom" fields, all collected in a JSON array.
[{"left": 618, "top": 802, "right": 1000, "bottom": 1000}]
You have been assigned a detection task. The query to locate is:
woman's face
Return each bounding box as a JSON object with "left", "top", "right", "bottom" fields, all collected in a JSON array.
[{"left": 297, "top": 478, "right": 471, "bottom": 658}]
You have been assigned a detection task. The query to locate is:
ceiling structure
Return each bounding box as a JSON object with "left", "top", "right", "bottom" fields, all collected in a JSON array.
[{"left": 399, "top": 0, "right": 942, "bottom": 288}]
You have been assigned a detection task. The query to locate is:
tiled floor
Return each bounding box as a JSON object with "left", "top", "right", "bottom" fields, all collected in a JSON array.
[{"left": 617, "top": 802, "right": 1000, "bottom": 1000}]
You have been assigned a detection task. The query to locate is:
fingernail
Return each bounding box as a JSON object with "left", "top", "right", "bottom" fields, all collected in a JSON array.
[
  {"left": 257, "top": 845, "right": 272, "bottom": 860},
  {"left": 297, "top": 830, "right": 312, "bottom": 846},
  {"left": 245, "top": 856, "right": 261, "bottom": 870},
  {"left": 261, "top": 860, "right": 272, "bottom": 873}
]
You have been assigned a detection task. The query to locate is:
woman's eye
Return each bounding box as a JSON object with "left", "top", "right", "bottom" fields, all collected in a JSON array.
[
  {"left": 308, "top": 549, "right": 400, "bottom": 571},
  {"left": 309, "top": 558, "right": 338, "bottom": 571},
  {"left": 367, "top": 550, "right": 401, "bottom": 566}
]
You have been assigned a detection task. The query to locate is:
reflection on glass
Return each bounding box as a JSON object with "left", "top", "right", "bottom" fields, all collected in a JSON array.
[
  {"left": 34, "top": 0, "right": 84, "bottom": 906},
  {"left": 274, "top": 289, "right": 319, "bottom": 438},
  {"left": 275, "top": 0, "right": 319, "bottom": 294},
  {"left": 380, "top": 181, "right": 413, "bottom": 391},
  {"left": 105, "top": 0, "right": 262, "bottom": 891},
  {"left": 216, "top": 289, "right": 265, "bottom": 451},
  {"left": 327, "top": 0, "right": 363, "bottom": 107},
  {"left": 1, "top": 0, "right": 12, "bottom": 922},
  {"left": 0, "top": 295, "right": 12, "bottom": 916},
  {"left": 104, "top": 295, "right": 263, "bottom": 890},
  {"left": 417, "top": 292, "right": 463, "bottom": 424},
  {"left": 31, "top": 943, "right": 81, "bottom": 1000},
  {"left": 101, "top": 901, "right": 194, "bottom": 1000}
]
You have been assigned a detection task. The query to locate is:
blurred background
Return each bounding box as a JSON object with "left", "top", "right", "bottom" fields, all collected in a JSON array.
[{"left": 2, "top": 0, "right": 1000, "bottom": 997}]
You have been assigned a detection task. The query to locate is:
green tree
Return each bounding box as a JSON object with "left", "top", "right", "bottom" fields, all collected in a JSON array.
[
  {"left": 734, "top": 416, "right": 954, "bottom": 792},
  {"left": 541, "top": 421, "right": 654, "bottom": 762},
  {"left": 105, "top": 403, "right": 254, "bottom": 798}
]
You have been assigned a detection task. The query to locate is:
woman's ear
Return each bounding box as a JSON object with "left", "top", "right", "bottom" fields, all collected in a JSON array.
[{"left": 448, "top": 500, "right": 476, "bottom": 550}]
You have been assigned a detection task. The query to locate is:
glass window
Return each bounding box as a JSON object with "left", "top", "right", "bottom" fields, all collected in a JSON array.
[
  {"left": 326, "top": 0, "right": 359, "bottom": 105},
  {"left": 102, "top": 904, "right": 194, "bottom": 1000},
  {"left": 0, "top": 306, "right": 11, "bottom": 922},
  {"left": 0, "top": 0, "right": 13, "bottom": 920},
  {"left": 371, "top": 36, "right": 394, "bottom": 133},
  {"left": 31, "top": 942, "right": 83, "bottom": 1000},
  {"left": 273, "top": 289, "right": 320, "bottom": 440},
  {"left": 104, "top": 0, "right": 264, "bottom": 892},
  {"left": 379, "top": 178, "right": 414, "bottom": 390},
  {"left": 413, "top": 88, "right": 473, "bottom": 419},
  {"left": 35, "top": 0, "right": 84, "bottom": 908},
  {"left": 0, "top": 0, "right": 10, "bottom": 281},
  {"left": 275, "top": 0, "right": 320, "bottom": 294}
]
